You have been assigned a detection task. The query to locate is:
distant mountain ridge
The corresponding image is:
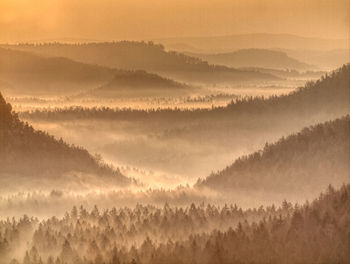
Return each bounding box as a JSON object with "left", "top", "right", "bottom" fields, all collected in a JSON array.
[
  {"left": 158, "top": 33, "right": 349, "bottom": 53},
  {"left": 186, "top": 49, "right": 315, "bottom": 70},
  {"left": 0, "top": 47, "right": 115, "bottom": 96},
  {"left": 1, "top": 42, "right": 278, "bottom": 85},
  {"left": 1, "top": 41, "right": 240, "bottom": 72},
  {"left": 0, "top": 47, "right": 192, "bottom": 97}
]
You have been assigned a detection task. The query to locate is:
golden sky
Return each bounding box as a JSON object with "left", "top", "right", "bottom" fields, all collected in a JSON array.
[{"left": 0, "top": 0, "right": 349, "bottom": 42}]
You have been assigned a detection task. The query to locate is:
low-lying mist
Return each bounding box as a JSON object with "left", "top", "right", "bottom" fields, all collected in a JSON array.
[
  {"left": 0, "top": 185, "right": 316, "bottom": 220},
  {"left": 20, "top": 109, "right": 347, "bottom": 186}
]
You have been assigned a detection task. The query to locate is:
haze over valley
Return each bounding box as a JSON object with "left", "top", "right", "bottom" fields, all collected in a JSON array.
[{"left": 0, "top": 0, "right": 349, "bottom": 263}]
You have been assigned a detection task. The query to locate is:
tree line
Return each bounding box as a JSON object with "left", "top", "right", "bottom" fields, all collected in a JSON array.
[{"left": 0, "top": 184, "right": 348, "bottom": 264}]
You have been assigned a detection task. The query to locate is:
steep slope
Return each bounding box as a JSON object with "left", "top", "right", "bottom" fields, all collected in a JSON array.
[
  {"left": 0, "top": 92, "right": 133, "bottom": 191},
  {"left": 196, "top": 116, "right": 350, "bottom": 196},
  {"left": 3, "top": 42, "right": 278, "bottom": 84},
  {"left": 187, "top": 49, "right": 314, "bottom": 70}
]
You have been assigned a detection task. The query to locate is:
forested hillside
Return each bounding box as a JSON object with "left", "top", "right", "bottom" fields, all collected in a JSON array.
[
  {"left": 197, "top": 116, "right": 350, "bottom": 196},
  {"left": 0, "top": 184, "right": 348, "bottom": 264},
  {"left": 187, "top": 49, "right": 313, "bottom": 70},
  {"left": 224, "top": 63, "right": 349, "bottom": 117},
  {"left": 88, "top": 70, "right": 189, "bottom": 98},
  {"left": 3, "top": 42, "right": 278, "bottom": 84},
  {"left": 0, "top": 93, "right": 133, "bottom": 191}
]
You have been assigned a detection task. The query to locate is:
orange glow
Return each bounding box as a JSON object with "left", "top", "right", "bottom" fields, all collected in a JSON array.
[{"left": 0, "top": 0, "right": 348, "bottom": 43}]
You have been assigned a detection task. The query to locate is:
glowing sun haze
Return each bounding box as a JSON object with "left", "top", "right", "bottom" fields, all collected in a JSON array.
[{"left": 0, "top": 0, "right": 349, "bottom": 42}]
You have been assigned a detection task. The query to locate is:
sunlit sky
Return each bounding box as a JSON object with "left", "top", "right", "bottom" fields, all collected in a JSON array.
[{"left": 0, "top": 0, "right": 349, "bottom": 42}]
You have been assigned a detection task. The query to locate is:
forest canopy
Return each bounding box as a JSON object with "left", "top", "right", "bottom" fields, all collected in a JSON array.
[{"left": 0, "top": 184, "right": 348, "bottom": 264}]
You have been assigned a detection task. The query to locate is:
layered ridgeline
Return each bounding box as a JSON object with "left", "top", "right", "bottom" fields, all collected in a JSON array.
[
  {"left": 196, "top": 116, "right": 350, "bottom": 197},
  {"left": 24, "top": 64, "right": 350, "bottom": 124},
  {"left": 0, "top": 93, "right": 133, "bottom": 191},
  {"left": 159, "top": 33, "right": 349, "bottom": 70},
  {"left": 0, "top": 48, "right": 189, "bottom": 97},
  {"left": 19, "top": 65, "right": 349, "bottom": 180},
  {"left": 2, "top": 42, "right": 277, "bottom": 84},
  {"left": 157, "top": 33, "right": 350, "bottom": 53},
  {"left": 186, "top": 49, "right": 314, "bottom": 71}
]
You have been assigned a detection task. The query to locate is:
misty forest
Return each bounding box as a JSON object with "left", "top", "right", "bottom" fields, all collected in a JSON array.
[{"left": 0, "top": 1, "right": 349, "bottom": 263}]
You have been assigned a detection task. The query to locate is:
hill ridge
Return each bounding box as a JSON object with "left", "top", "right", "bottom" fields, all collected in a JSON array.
[
  {"left": 186, "top": 48, "right": 314, "bottom": 70},
  {"left": 196, "top": 115, "right": 350, "bottom": 196}
]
